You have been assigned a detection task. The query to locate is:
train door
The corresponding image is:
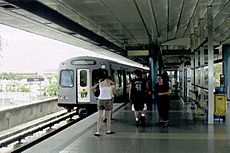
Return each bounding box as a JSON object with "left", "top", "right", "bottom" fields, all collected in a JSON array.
[{"left": 77, "top": 69, "right": 90, "bottom": 102}]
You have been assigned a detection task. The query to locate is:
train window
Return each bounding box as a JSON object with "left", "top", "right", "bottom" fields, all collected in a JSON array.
[
  {"left": 110, "top": 69, "right": 115, "bottom": 81},
  {"left": 114, "top": 72, "right": 119, "bottom": 87},
  {"left": 60, "top": 70, "right": 74, "bottom": 87},
  {"left": 71, "top": 60, "right": 96, "bottom": 65},
  {"left": 80, "top": 70, "right": 87, "bottom": 87},
  {"left": 114, "top": 70, "right": 123, "bottom": 87},
  {"left": 92, "top": 69, "right": 108, "bottom": 85},
  {"left": 92, "top": 70, "right": 98, "bottom": 85},
  {"left": 118, "top": 70, "right": 122, "bottom": 87},
  {"left": 126, "top": 72, "right": 131, "bottom": 85}
]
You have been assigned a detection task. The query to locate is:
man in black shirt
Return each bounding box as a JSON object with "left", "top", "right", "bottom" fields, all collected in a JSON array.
[{"left": 129, "top": 70, "right": 148, "bottom": 126}]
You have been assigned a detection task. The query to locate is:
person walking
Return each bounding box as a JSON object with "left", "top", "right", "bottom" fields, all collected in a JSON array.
[
  {"left": 129, "top": 70, "right": 148, "bottom": 127},
  {"left": 154, "top": 74, "right": 171, "bottom": 127},
  {"left": 92, "top": 72, "right": 115, "bottom": 136}
]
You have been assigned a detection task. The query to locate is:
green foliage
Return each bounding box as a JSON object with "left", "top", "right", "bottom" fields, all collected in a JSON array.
[
  {"left": 19, "top": 85, "right": 30, "bottom": 92},
  {"left": 214, "top": 63, "right": 222, "bottom": 80},
  {"left": 45, "top": 81, "right": 57, "bottom": 96},
  {"left": 1, "top": 73, "right": 29, "bottom": 80},
  {"left": 203, "top": 63, "right": 222, "bottom": 84},
  {"left": 1, "top": 72, "right": 58, "bottom": 95},
  {"left": 43, "top": 73, "right": 58, "bottom": 96},
  {"left": 214, "top": 63, "right": 222, "bottom": 86}
]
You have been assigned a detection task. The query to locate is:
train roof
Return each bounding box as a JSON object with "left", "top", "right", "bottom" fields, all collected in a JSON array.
[{"left": 62, "top": 55, "right": 149, "bottom": 70}]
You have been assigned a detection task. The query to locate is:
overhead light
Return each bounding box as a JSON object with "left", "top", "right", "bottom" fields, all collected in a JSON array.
[{"left": 127, "top": 50, "right": 149, "bottom": 56}]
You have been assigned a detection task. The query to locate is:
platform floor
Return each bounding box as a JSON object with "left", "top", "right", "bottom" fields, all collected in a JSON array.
[{"left": 23, "top": 99, "right": 230, "bottom": 153}]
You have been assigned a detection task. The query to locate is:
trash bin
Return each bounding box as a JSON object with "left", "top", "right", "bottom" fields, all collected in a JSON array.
[{"left": 214, "top": 93, "right": 227, "bottom": 122}]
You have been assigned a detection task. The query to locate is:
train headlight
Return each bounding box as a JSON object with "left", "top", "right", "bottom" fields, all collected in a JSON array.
[
  {"left": 59, "top": 95, "right": 68, "bottom": 100},
  {"left": 64, "top": 96, "right": 68, "bottom": 100}
]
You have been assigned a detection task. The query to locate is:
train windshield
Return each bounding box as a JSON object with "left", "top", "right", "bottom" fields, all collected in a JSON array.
[{"left": 60, "top": 70, "right": 74, "bottom": 87}]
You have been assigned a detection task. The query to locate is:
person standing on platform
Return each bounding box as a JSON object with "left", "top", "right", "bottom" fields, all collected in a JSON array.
[
  {"left": 92, "top": 71, "right": 115, "bottom": 136},
  {"left": 129, "top": 70, "right": 148, "bottom": 127},
  {"left": 154, "top": 74, "right": 171, "bottom": 127}
]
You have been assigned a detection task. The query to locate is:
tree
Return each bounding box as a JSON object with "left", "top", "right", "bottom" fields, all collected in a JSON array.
[
  {"left": 44, "top": 73, "right": 57, "bottom": 96},
  {"left": 213, "top": 63, "right": 222, "bottom": 86}
]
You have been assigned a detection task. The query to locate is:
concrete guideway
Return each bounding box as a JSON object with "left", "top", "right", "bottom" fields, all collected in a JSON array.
[{"left": 0, "top": 98, "right": 62, "bottom": 131}]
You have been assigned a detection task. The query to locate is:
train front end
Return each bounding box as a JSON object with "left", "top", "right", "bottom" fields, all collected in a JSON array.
[{"left": 57, "top": 56, "right": 109, "bottom": 117}]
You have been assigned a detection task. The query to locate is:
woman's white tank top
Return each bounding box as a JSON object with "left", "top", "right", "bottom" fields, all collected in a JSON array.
[{"left": 98, "top": 86, "right": 111, "bottom": 100}]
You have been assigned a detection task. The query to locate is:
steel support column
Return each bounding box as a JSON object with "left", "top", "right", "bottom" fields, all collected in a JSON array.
[
  {"left": 199, "top": 18, "right": 205, "bottom": 107},
  {"left": 149, "top": 44, "right": 159, "bottom": 96},
  {"left": 207, "top": 5, "right": 214, "bottom": 124},
  {"left": 190, "top": 34, "right": 195, "bottom": 99},
  {"left": 179, "top": 64, "right": 184, "bottom": 98},
  {"left": 194, "top": 27, "right": 199, "bottom": 103}
]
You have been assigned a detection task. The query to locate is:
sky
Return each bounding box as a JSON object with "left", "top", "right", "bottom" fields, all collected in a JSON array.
[
  {"left": 0, "top": 24, "right": 100, "bottom": 72},
  {"left": 0, "top": 24, "right": 147, "bottom": 73}
]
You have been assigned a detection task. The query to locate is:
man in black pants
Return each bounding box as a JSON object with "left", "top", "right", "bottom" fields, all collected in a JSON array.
[{"left": 129, "top": 70, "right": 148, "bottom": 127}]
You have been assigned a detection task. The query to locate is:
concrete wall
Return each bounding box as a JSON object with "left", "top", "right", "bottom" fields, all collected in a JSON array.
[{"left": 0, "top": 98, "right": 62, "bottom": 131}]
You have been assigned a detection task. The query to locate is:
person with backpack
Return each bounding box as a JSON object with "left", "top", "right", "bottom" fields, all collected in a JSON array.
[
  {"left": 92, "top": 71, "right": 115, "bottom": 136},
  {"left": 129, "top": 70, "right": 148, "bottom": 127}
]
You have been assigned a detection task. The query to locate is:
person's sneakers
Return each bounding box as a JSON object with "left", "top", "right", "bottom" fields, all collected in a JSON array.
[
  {"left": 94, "top": 133, "right": 100, "bottom": 137},
  {"left": 162, "top": 120, "right": 169, "bottom": 128},
  {"left": 164, "top": 123, "right": 168, "bottom": 127},
  {"left": 159, "top": 118, "right": 163, "bottom": 123},
  {"left": 106, "top": 131, "right": 115, "bottom": 134},
  {"left": 157, "top": 119, "right": 163, "bottom": 127}
]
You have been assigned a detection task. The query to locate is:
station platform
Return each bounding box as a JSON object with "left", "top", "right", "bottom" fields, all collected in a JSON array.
[{"left": 23, "top": 98, "right": 230, "bottom": 153}]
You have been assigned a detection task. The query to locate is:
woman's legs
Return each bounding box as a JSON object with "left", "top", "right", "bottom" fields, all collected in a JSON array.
[
  {"left": 95, "top": 100, "right": 114, "bottom": 135},
  {"left": 96, "top": 109, "right": 103, "bottom": 134},
  {"left": 106, "top": 110, "right": 112, "bottom": 132}
]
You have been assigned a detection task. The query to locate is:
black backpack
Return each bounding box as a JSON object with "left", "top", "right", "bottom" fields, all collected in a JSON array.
[
  {"left": 93, "top": 79, "right": 104, "bottom": 97},
  {"left": 93, "top": 84, "right": 100, "bottom": 97}
]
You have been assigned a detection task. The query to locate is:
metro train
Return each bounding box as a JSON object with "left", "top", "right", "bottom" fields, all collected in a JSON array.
[{"left": 57, "top": 56, "right": 148, "bottom": 117}]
